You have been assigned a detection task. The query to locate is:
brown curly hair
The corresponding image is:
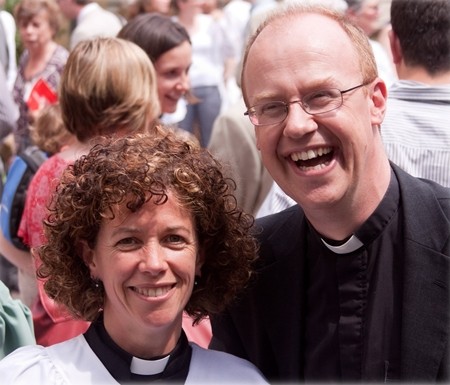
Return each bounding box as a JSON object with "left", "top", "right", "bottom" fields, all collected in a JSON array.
[{"left": 37, "top": 128, "right": 257, "bottom": 324}]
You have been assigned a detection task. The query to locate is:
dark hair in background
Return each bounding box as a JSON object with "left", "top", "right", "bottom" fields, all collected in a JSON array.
[
  {"left": 390, "top": 0, "right": 450, "bottom": 75},
  {"left": 118, "top": 12, "right": 191, "bottom": 63}
]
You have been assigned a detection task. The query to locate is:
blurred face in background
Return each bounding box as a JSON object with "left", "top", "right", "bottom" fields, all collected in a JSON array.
[
  {"left": 347, "top": 0, "right": 380, "bottom": 36},
  {"left": 18, "top": 8, "right": 55, "bottom": 50},
  {"left": 142, "top": 0, "right": 171, "bottom": 14},
  {"left": 154, "top": 40, "right": 191, "bottom": 114}
]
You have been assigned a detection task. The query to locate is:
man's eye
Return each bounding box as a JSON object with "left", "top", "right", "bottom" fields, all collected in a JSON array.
[
  {"left": 306, "top": 90, "right": 334, "bottom": 105},
  {"left": 260, "top": 102, "right": 285, "bottom": 116}
]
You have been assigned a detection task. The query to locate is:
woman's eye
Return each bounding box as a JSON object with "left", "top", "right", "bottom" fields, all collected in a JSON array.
[
  {"left": 116, "top": 237, "right": 139, "bottom": 249},
  {"left": 165, "top": 234, "right": 185, "bottom": 244}
]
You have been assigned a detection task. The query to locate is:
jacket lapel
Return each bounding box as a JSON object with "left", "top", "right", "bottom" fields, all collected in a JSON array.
[
  {"left": 256, "top": 207, "right": 308, "bottom": 379},
  {"left": 396, "top": 166, "right": 450, "bottom": 380}
]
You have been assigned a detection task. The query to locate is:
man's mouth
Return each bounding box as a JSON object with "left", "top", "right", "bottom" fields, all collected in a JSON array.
[{"left": 290, "top": 147, "right": 333, "bottom": 170}]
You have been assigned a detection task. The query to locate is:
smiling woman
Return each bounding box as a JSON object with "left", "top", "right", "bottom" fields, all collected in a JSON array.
[{"left": 0, "top": 130, "right": 268, "bottom": 384}]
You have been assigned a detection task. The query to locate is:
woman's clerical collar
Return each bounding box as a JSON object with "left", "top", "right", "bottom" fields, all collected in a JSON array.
[
  {"left": 321, "top": 234, "right": 364, "bottom": 254},
  {"left": 130, "top": 354, "right": 171, "bottom": 375}
]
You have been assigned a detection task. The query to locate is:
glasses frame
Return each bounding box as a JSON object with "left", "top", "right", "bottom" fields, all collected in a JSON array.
[{"left": 244, "top": 80, "right": 373, "bottom": 126}]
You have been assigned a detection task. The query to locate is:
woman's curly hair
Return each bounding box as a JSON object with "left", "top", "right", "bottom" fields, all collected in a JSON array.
[{"left": 37, "top": 128, "right": 258, "bottom": 324}]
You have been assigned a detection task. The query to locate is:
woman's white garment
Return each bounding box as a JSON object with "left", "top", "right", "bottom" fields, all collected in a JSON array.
[{"left": 0, "top": 334, "right": 268, "bottom": 384}]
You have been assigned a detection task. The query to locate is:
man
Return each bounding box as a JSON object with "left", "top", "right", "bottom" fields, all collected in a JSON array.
[
  {"left": 57, "top": 0, "right": 124, "bottom": 50},
  {"left": 209, "top": 4, "right": 450, "bottom": 382},
  {"left": 381, "top": 0, "right": 450, "bottom": 187}
]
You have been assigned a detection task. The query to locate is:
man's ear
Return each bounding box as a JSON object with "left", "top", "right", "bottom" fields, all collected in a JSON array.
[
  {"left": 370, "top": 78, "right": 387, "bottom": 126},
  {"left": 388, "top": 29, "right": 402, "bottom": 65}
]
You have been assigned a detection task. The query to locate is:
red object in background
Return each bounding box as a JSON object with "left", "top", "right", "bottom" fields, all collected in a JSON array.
[{"left": 27, "top": 78, "right": 58, "bottom": 111}]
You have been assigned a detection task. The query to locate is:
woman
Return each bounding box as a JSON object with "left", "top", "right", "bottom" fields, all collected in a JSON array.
[
  {"left": 12, "top": 0, "right": 68, "bottom": 154},
  {"left": 118, "top": 13, "right": 193, "bottom": 128},
  {"left": 171, "top": 0, "right": 236, "bottom": 147},
  {"left": 15, "top": 37, "right": 160, "bottom": 347},
  {"left": 0, "top": 131, "right": 267, "bottom": 384}
]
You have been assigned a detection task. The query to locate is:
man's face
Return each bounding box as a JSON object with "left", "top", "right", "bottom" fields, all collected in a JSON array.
[{"left": 242, "top": 13, "right": 386, "bottom": 214}]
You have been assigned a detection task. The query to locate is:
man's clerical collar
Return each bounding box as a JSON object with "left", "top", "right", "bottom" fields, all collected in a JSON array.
[
  {"left": 321, "top": 234, "right": 364, "bottom": 254},
  {"left": 130, "top": 355, "right": 171, "bottom": 375}
]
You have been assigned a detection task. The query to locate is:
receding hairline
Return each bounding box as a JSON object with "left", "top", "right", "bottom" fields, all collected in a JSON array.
[{"left": 241, "top": 4, "right": 375, "bottom": 103}]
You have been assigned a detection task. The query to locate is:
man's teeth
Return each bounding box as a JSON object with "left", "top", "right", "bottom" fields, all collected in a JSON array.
[
  {"left": 134, "top": 286, "right": 172, "bottom": 298},
  {"left": 290, "top": 147, "right": 332, "bottom": 162}
]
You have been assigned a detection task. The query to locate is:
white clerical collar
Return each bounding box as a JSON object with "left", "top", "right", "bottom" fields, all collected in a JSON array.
[
  {"left": 130, "top": 354, "right": 170, "bottom": 375},
  {"left": 321, "top": 234, "right": 364, "bottom": 254}
]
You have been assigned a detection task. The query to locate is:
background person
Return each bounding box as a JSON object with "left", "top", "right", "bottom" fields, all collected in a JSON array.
[
  {"left": 381, "top": 0, "right": 450, "bottom": 187},
  {"left": 118, "top": 13, "right": 193, "bottom": 132},
  {"left": 0, "top": 131, "right": 267, "bottom": 384},
  {"left": 12, "top": 0, "right": 68, "bottom": 155},
  {"left": 56, "top": 0, "right": 124, "bottom": 50},
  {"left": 209, "top": 4, "right": 450, "bottom": 382},
  {"left": 0, "top": 0, "right": 17, "bottom": 90}
]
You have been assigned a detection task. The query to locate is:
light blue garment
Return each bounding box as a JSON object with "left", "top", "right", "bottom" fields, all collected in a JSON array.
[{"left": 0, "top": 280, "right": 35, "bottom": 359}]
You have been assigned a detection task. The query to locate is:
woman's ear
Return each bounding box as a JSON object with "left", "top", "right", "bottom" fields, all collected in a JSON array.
[
  {"left": 79, "top": 240, "right": 97, "bottom": 276},
  {"left": 195, "top": 250, "right": 205, "bottom": 277}
]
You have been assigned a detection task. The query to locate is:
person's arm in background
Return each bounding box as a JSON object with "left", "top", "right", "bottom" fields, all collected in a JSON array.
[
  {"left": 0, "top": 279, "right": 35, "bottom": 359},
  {"left": 0, "top": 66, "right": 17, "bottom": 141}
]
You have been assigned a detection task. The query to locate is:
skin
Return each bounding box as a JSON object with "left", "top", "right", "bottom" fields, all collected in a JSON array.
[
  {"left": 82, "top": 192, "right": 203, "bottom": 359},
  {"left": 143, "top": 0, "right": 171, "bottom": 14},
  {"left": 243, "top": 13, "right": 390, "bottom": 240},
  {"left": 56, "top": 0, "right": 78, "bottom": 20},
  {"left": 154, "top": 41, "right": 192, "bottom": 114},
  {"left": 18, "top": 10, "right": 55, "bottom": 54}
]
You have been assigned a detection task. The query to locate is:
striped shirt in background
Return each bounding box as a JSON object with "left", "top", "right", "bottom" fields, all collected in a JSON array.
[{"left": 381, "top": 80, "right": 450, "bottom": 188}]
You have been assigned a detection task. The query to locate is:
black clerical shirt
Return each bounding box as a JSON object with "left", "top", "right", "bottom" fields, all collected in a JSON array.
[
  {"left": 303, "top": 172, "right": 402, "bottom": 381},
  {"left": 84, "top": 316, "right": 192, "bottom": 383}
]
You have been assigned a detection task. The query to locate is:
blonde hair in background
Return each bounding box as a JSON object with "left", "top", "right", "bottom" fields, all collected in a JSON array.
[
  {"left": 31, "top": 104, "right": 72, "bottom": 155},
  {"left": 59, "top": 37, "right": 161, "bottom": 142}
]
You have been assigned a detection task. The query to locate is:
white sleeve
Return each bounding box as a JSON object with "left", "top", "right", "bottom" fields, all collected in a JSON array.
[{"left": 0, "top": 345, "right": 70, "bottom": 385}]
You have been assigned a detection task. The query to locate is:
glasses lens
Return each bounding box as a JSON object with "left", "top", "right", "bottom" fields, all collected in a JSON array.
[
  {"left": 303, "top": 89, "right": 342, "bottom": 114},
  {"left": 251, "top": 101, "right": 287, "bottom": 125}
]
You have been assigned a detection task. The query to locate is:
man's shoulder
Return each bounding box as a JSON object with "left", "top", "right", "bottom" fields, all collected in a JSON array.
[
  {"left": 255, "top": 205, "right": 303, "bottom": 235},
  {"left": 395, "top": 164, "right": 450, "bottom": 199}
]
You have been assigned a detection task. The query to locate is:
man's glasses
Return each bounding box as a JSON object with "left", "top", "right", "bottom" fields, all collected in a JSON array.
[{"left": 244, "top": 81, "right": 372, "bottom": 126}]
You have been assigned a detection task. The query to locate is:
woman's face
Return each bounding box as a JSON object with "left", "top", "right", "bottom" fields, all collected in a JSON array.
[
  {"left": 84, "top": 191, "right": 202, "bottom": 356},
  {"left": 18, "top": 9, "right": 55, "bottom": 51},
  {"left": 154, "top": 40, "right": 192, "bottom": 114}
]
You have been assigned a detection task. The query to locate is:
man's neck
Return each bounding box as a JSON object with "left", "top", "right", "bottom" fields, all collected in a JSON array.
[{"left": 397, "top": 65, "right": 450, "bottom": 85}]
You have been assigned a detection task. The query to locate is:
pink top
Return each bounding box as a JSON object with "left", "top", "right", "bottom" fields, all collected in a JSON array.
[{"left": 18, "top": 154, "right": 90, "bottom": 346}]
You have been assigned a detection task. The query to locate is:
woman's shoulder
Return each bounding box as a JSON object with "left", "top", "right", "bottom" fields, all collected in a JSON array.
[
  {"left": 187, "top": 343, "right": 268, "bottom": 383},
  {"left": 0, "top": 344, "right": 59, "bottom": 384}
]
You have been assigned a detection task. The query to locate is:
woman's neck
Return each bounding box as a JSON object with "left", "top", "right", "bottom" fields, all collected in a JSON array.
[{"left": 25, "top": 41, "right": 56, "bottom": 80}]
